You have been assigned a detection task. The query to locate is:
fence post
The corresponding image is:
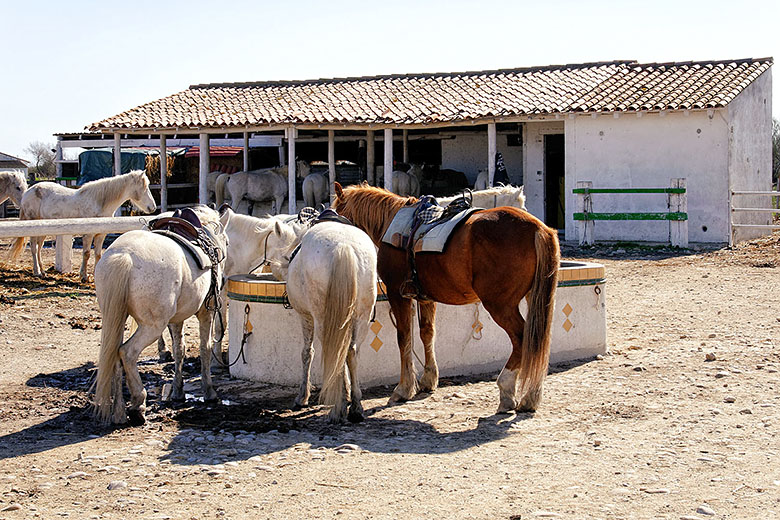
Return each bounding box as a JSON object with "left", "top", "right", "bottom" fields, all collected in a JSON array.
[
  {"left": 669, "top": 178, "right": 688, "bottom": 248},
  {"left": 577, "top": 181, "right": 594, "bottom": 246},
  {"left": 55, "top": 235, "right": 73, "bottom": 273}
]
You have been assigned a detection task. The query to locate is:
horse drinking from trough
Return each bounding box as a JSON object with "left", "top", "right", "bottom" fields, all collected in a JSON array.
[
  {"left": 267, "top": 214, "right": 378, "bottom": 423},
  {"left": 93, "top": 205, "right": 228, "bottom": 425},
  {"left": 332, "top": 182, "right": 559, "bottom": 413},
  {"left": 8, "top": 170, "right": 156, "bottom": 281}
]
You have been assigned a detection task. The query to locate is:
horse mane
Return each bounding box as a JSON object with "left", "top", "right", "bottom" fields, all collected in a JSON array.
[
  {"left": 231, "top": 211, "right": 272, "bottom": 236},
  {"left": 338, "top": 183, "right": 416, "bottom": 241},
  {"left": 78, "top": 170, "right": 145, "bottom": 205}
]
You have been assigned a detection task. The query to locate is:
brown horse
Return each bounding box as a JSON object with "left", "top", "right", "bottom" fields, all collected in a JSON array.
[{"left": 332, "top": 182, "right": 560, "bottom": 413}]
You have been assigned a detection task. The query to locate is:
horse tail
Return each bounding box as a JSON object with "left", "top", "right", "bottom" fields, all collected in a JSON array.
[
  {"left": 92, "top": 253, "right": 132, "bottom": 423},
  {"left": 302, "top": 177, "right": 313, "bottom": 208},
  {"left": 319, "top": 243, "right": 358, "bottom": 410},
  {"left": 215, "top": 174, "right": 230, "bottom": 208},
  {"left": 7, "top": 206, "right": 27, "bottom": 262},
  {"left": 518, "top": 225, "right": 560, "bottom": 397}
]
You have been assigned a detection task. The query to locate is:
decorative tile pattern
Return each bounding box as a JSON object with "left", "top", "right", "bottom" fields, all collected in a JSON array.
[{"left": 87, "top": 58, "right": 772, "bottom": 131}]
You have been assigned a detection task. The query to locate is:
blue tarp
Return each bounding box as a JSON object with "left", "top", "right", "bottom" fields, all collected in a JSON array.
[{"left": 78, "top": 150, "right": 148, "bottom": 185}]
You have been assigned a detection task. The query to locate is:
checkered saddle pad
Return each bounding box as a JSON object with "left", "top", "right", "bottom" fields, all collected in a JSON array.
[{"left": 382, "top": 202, "right": 480, "bottom": 253}]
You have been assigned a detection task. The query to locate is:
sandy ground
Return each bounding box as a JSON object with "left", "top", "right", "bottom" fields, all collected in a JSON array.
[{"left": 0, "top": 234, "right": 779, "bottom": 520}]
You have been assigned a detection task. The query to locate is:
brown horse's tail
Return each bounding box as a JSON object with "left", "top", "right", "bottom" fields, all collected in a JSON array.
[
  {"left": 519, "top": 226, "right": 560, "bottom": 396},
  {"left": 92, "top": 253, "right": 132, "bottom": 424},
  {"left": 7, "top": 207, "right": 27, "bottom": 262},
  {"left": 319, "top": 243, "right": 358, "bottom": 413}
]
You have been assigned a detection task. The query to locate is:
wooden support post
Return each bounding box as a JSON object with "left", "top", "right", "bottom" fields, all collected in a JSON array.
[
  {"left": 243, "top": 132, "right": 250, "bottom": 171},
  {"left": 288, "top": 127, "right": 297, "bottom": 214},
  {"left": 159, "top": 134, "right": 168, "bottom": 212},
  {"left": 55, "top": 137, "right": 63, "bottom": 179},
  {"left": 487, "top": 123, "right": 497, "bottom": 187},
  {"left": 402, "top": 129, "right": 409, "bottom": 163},
  {"left": 384, "top": 129, "right": 393, "bottom": 192},
  {"left": 328, "top": 130, "right": 336, "bottom": 205},
  {"left": 279, "top": 145, "right": 286, "bottom": 167},
  {"left": 113, "top": 133, "right": 122, "bottom": 176},
  {"left": 577, "top": 181, "right": 594, "bottom": 246},
  {"left": 366, "top": 130, "right": 375, "bottom": 186},
  {"left": 198, "top": 133, "right": 209, "bottom": 204},
  {"left": 670, "top": 178, "right": 688, "bottom": 248},
  {"left": 55, "top": 235, "right": 73, "bottom": 273}
]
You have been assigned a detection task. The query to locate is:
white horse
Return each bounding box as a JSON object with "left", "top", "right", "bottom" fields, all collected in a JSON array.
[
  {"left": 0, "top": 171, "right": 27, "bottom": 209},
  {"left": 206, "top": 170, "right": 230, "bottom": 204},
  {"left": 392, "top": 169, "right": 420, "bottom": 197},
  {"left": 270, "top": 218, "right": 377, "bottom": 423},
  {"left": 302, "top": 172, "right": 329, "bottom": 209},
  {"left": 8, "top": 171, "right": 156, "bottom": 281},
  {"left": 215, "top": 160, "right": 310, "bottom": 215},
  {"left": 439, "top": 184, "right": 526, "bottom": 210},
  {"left": 93, "top": 205, "right": 228, "bottom": 425},
  {"left": 474, "top": 169, "right": 489, "bottom": 190},
  {"left": 208, "top": 210, "right": 307, "bottom": 362}
]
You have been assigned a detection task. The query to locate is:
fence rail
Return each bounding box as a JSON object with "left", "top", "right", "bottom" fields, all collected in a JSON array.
[
  {"left": 574, "top": 179, "right": 688, "bottom": 247},
  {"left": 729, "top": 189, "right": 780, "bottom": 246}
]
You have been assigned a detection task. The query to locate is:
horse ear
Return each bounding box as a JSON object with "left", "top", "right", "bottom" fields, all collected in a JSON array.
[
  {"left": 334, "top": 182, "right": 343, "bottom": 199},
  {"left": 274, "top": 220, "right": 283, "bottom": 237}
]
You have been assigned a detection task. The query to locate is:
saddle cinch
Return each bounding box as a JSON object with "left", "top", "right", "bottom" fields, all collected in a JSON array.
[{"left": 147, "top": 207, "right": 214, "bottom": 270}]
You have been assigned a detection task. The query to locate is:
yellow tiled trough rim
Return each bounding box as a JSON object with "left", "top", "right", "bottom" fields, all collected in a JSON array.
[{"left": 227, "top": 262, "right": 604, "bottom": 303}]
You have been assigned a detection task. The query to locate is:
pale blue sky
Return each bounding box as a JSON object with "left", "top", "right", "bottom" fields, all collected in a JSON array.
[{"left": 2, "top": 0, "right": 778, "bottom": 162}]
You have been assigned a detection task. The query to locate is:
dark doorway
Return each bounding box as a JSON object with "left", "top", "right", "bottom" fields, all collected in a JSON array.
[{"left": 544, "top": 134, "right": 565, "bottom": 230}]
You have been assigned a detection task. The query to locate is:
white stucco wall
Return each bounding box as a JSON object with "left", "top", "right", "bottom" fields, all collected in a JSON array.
[
  {"left": 563, "top": 111, "right": 731, "bottom": 243},
  {"left": 441, "top": 130, "right": 524, "bottom": 186},
  {"left": 726, "top": 69, "right": 773, "bottom": 243}
]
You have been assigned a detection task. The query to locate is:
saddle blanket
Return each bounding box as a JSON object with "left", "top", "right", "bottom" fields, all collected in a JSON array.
[{"left": 381, "top": 206, "right": 480, "bottom": 253}]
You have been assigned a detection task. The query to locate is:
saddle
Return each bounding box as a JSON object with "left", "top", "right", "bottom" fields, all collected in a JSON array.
[
  {"left": 381, "top": 194, "right": 482, "bottom": 300},
  {"left": 148, "top": 207, "right": 213, "bottom": 270},
  {"left": 287, "top": 207, "right": 354, "bottom": 265}
]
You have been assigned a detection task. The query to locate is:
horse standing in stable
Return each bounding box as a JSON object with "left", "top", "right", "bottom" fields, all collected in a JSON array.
[
  {"left": 93, "top": 205, "right": 228, "bottom": 425},
  {"left": 215, "top": 160, "right": 310, "bottom": 215},
  {"left": 302, "top": 171, "right": 329, "bottom": 209},
  {"left": 0, "top": 171, "right": 27, "bottom": 209},
  {"left": 267, "top": 216, "right": 378, "bottom": 423},
  {"left": 332, "top": 182, "right": 559, "bottom": 414},
  {"left": 8, "top": 171, "right": 156, "bottom": 281}
]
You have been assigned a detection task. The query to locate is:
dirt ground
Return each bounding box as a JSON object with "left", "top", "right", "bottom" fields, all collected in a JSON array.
[{"left": 0, "top": 234, "right": 778, "bottom": 520}]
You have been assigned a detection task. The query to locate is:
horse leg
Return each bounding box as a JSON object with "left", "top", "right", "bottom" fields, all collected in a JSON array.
[
  {"left": 79, "top": 234, "right": 93, "bottom": 282},
  {"left": 31, "top": 236, "right": 43, "bottom": 276},
  {"left": 346, "top": 318, "right": 369, "bottom": 423},
  {"left": 482, "top": 300, "right": 526, "bottom": 414},
  {"left": 387, "top": 294, "right": 418, "bottom": 403},
  {"left": 417, "top": 300, "right": 439, "bottom": 393},
  {"left": 157, "top": 325, "right": 172, "bottom": 363},
  {"left": 93, "top": 233, "right": 107, "bottom": 271},
  {"left": 118, "top": 323, "right": 163, "bottom": 426},
  {"left": 196, "top": 306, "right": 218, "bottom": 402},
  {"left": 294, "top": 312, "right": 315, "bottom": 409},
  {"left": 168, "top": 322, "right": 186, "bottom": 401}
]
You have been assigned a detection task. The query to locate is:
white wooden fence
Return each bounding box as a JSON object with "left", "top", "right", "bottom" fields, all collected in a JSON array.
[
  {"left": 729, "top": 188, "right": 780, "bottom": 247},
  {"left": 0, "top": 216, "right": 150, "bottom": 273}
]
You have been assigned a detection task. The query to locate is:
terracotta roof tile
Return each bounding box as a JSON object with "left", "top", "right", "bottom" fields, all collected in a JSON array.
[{"left": 87, "top": 58, "right": 772, "bottom": 131}]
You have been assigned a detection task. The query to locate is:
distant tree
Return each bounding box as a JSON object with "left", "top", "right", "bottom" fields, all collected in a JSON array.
[{"left": 24, "top": 141, "right": 56, "bottom": 179}]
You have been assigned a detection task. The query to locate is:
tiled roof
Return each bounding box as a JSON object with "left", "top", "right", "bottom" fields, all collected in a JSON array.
[{"left": 88, "top": 58, "right": 772, "bottom": 131}]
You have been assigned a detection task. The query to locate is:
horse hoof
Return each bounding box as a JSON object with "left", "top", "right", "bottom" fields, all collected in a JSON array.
[
  {"left": 347, "top": 410, "right": 365, "bottom": 423},
  {"left": 387, "top": 393, "right": 408, "bottom": 405},
  {"left": 292, "top": 402, "right": 309, "bottom": 411},
  {"left": 127, "top": 410, "right": 146, "bottom": 426},
  {"left": 204, "top": 392, "right": 219, "bottom": 403},
  {"left": 158, "top": 352, "right": 173, "bottom": 363}
]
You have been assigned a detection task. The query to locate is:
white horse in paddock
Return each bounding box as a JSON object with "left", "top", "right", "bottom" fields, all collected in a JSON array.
[
  {"left": 439, "top": 184, "right": 526, "bottom": 210},
  {"left": 391, "top": 169, "right": 420, "bottom": 197},
  {"left": 215, "top": 160, "right": 310, "bottom": 215},
  {"left": 206, "top": 170, "right": 230, "bottom": 205},
  {"left": 270, "top": 218, "right": 377, "bottom": 423},
  {"left": 302, "top": 172, "right": 329, "bottom": 209},
  {"left": 0, "top": 171, "right": 27, "bottom": 208},
  {"left": 473, "top": 169, "right": 489, "bottom": 190},
  {"left": 93, "top": 205, "right": 228, "bottom": 425},
  {"left": 8, "top": 171, "right": 156, "bottom": 281}
]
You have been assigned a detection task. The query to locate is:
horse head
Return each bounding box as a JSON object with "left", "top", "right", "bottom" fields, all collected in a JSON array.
[
  {"left": 129, "top": 171, "right": 157, "bottom": 214},
  {"left": 296, "top": 159, "right": 311, "bottom": 178}
]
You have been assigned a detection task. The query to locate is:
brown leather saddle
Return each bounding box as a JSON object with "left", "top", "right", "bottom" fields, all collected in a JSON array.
[{"left": 148, "top": 207, "right": 212, "bottom": 270}]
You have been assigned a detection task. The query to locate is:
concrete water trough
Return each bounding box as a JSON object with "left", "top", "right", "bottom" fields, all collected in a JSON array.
[{"left": 227, "top": 261, "right": 607, "bottom": 387}]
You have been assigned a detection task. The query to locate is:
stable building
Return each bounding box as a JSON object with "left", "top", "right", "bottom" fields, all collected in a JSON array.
[{"left": 55, "top": 57, "right": 774, "bottom": 244}]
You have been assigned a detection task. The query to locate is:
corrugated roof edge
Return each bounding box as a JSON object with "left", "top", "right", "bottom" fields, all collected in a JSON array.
[{"left": 188, "top": 60, "right": 638, "bottom": 90}]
